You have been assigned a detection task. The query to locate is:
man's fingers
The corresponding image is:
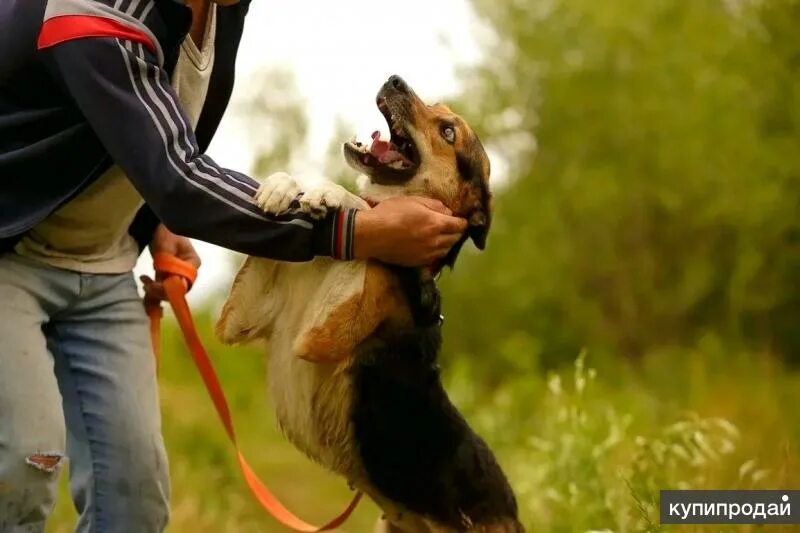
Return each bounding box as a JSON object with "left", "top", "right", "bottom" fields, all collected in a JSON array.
[
  {"left": 431, "top": 247, "right": 455, "bottom": 263},
  {"left": 176, "top": 245, "right": 202, "bottom": 270},
  {"left": 437, "top": 233, "right": 463, "bottom": 249},
  {"left": 437, "top": 214, "right": 469, "bottom": 234},
  {"left": 410, "top": 196, "right": 453, "bottom": 216},
  {"left": 409, "top": 197, "right": 468, "bottom": 233},
  {"left": 426, "top": 235, "right": 463, "bottom": 262}
]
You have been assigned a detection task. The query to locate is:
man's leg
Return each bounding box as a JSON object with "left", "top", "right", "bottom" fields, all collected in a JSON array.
[
  {"left": 0, "top": 255, "right": 71, "bottom": 532},
  {"left": 48, "top": 271, "right": 169, "bottom": 533}
]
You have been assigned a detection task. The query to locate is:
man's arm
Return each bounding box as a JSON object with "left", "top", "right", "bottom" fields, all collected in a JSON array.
[{"left": 40, "top": 36, "right": 351, "bottom": 261}]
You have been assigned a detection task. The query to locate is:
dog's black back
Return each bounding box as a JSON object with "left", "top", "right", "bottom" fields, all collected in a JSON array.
[{"left": 349, "top": 269, "right": 522, "bottom": 531}]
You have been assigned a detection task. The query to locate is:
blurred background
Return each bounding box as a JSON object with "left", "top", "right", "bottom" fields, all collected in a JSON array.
[{"left": 49, "top": 0, "right": 799, "bottom": 531}]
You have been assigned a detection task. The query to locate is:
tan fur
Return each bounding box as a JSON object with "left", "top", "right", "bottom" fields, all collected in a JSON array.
[
  {"left": 298, "top": 262, "right": 409, "bottom": 363},
  {"left": 216, "top": 257, "right": 277, "bottom": 344},
  {"left": 215, "top": 80, "right": 496, "bottom": 531},
  {"left": 216, "top": 188, "right": 377, "bottom": 479}
]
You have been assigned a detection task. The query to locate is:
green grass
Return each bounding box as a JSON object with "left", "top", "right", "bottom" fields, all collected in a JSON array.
[
  {"left": 46, "top": 315, "right": 799, "bottom": 532},
  {"left": 446, "top": 341, "right": 800, "bottom": 532}
]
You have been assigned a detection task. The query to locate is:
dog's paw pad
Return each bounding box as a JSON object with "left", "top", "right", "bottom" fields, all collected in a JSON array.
[{"left": 255, "top": 172, "right": 300, "bottom": 214}]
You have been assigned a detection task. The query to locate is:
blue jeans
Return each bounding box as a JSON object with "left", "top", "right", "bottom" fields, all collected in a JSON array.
[{"left": 0, "top": 253, "right": 169, "bottom": 532}]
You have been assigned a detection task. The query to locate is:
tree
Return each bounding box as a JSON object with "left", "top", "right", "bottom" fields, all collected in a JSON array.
[{"left": 440, "top": 0, "right": 800, "bottom": 372}]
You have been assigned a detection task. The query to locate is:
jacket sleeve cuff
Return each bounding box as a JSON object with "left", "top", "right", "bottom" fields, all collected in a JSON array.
[
  {"left": 313, "top": 208, "right": 358, "bottom": 260},
  {"left": 128, "top": 205, "right": 161, "bottom": 252}
]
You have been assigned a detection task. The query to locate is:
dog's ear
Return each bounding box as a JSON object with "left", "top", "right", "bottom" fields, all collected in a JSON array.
[{"left": 215, "top": 258, "right": 279, "bottom": 345}]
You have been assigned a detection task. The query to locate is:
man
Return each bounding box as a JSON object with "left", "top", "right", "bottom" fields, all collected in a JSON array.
[{"left": 0, "top": 0, "right": 468, "bottom": 530}]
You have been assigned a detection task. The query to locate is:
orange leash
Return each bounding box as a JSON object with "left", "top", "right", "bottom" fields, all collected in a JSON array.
[{"left": 145, "top": 253, "right": 362, "bottom": 531}]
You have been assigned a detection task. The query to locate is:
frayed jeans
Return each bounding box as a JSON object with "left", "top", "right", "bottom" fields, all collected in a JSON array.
[{"left": 0, "top": 253, "right": 169, "bottom": 532}]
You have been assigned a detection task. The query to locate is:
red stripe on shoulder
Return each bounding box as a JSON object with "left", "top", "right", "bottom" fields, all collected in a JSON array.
[{"left": 37, "top": 15, "right": 155, "bottom": 53}]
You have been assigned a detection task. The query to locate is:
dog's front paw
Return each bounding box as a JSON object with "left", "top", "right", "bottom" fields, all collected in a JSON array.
[
  {"left": 255, "top": 172, "right": 301, "bottom": 215},
  {"left": 298, "top": 182, "right": 352, "bottom": 219}
]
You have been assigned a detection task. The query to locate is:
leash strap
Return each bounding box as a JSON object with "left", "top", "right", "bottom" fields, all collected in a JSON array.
[{"left": 146, "top": 253, "right": 362, "bottom": 531}]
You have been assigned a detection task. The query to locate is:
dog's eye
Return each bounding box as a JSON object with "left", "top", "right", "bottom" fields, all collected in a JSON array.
[{"left": 440, "top": 124, "right": 456, "bottom": 144}]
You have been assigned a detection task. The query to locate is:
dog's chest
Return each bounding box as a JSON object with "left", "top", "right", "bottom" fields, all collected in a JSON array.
[
  {"left": 264, "top": 258, "right": 367, "bottom": 473},
  {"left": 266, "top": 335, "right": 357, "bottom": 475}
]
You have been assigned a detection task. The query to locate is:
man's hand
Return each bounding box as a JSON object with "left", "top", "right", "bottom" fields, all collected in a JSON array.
[
  {"left": 353, "top": 197, "right": 468, "bottom": 267},
  {"left": 140, "top": 224, "right": 201, "bottom": 302}
]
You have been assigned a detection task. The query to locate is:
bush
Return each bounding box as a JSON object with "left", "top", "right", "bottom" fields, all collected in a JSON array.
[
  {"left": 441, "top": 0, "right": 800, "bottom": 369},
  {"left": 447, "top": 350, "right": 799, "bottom": 531}
]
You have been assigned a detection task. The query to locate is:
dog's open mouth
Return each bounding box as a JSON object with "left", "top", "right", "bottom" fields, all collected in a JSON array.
[{"left": 343, "top": 96, "right": 420, "bottom": 183}]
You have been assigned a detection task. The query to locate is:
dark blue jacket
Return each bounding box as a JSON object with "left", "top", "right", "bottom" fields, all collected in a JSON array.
[{"left": 0, "top": 0, "right": 356, "bottom": 261}]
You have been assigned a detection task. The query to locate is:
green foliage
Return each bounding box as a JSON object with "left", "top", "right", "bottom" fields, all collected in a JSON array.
[
  {"left": 444, "top": 0, "right": 800, "bottom": 367},
  {"left": 234, "top": 68, "right": 308, "bottom": 174},
  {"left": 448, "top": 348, "right": 799, "bottom": 532},
  {"left": 323, "top": 119, "right": 360, "bottom": 192}
]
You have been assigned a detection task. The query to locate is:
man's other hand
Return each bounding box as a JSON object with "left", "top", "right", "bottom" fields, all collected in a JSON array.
[{"left": 140, "top": 224, "right": 201, "bottom": 302}]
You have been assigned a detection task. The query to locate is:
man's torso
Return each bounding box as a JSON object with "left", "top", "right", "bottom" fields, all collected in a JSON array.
[{"left": 0, "top": 0, "right": 250, "bottom": 254}]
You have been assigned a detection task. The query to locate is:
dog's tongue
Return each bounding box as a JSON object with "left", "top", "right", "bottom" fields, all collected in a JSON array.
[{"left": 370, "top": 131, "right": 407, "bottom": 164}]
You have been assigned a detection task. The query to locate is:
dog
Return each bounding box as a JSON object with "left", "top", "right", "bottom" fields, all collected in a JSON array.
[{"left": 216, "top": 75, "right": 522, "bottom": 532}]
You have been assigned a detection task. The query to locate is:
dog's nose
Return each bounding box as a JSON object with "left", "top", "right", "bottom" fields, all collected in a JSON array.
[{"left": 388, "top": 75, "right": 409, "bottom": 94}]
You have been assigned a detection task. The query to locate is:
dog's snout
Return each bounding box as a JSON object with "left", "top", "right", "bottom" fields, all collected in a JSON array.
[{"left": 388, "top": 75, "right": 409, "bottom": 94}]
